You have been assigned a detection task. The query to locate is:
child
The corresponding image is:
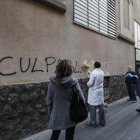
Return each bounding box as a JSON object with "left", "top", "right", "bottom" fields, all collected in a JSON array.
[{"left": 104, "top": 102, "right": 108, "bottom": 113}]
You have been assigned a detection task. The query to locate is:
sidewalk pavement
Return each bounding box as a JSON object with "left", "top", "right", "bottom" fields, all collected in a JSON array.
[{"left": 23, "top": 97, "right": 140, "bottom": 140}]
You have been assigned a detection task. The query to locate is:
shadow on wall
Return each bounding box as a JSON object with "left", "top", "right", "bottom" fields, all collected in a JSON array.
[{"left": 20, "top": 0, "right": 66, "bottom": 15}]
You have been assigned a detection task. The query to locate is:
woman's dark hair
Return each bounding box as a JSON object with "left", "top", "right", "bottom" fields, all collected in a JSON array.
[
  {"left": 94, "top": 62, "right": 101, "bottom": 68},
  {"left": 56, "top": 60, "right": 73, "bottom": 85}
]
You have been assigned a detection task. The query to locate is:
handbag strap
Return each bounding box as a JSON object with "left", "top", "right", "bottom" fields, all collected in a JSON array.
[
  {"left": 71, "top": 86, "right": 80, "bottom": 100},
  {"left": 71, "top": 86, "right": 75, "bottom": 98}
]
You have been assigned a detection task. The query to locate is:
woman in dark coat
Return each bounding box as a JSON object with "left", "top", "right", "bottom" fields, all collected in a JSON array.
[
  {"left": 136, "top": 68, "right": 140, "bottom": 112},
  {"left": 47, "top": 60, "right": 85, "bottom": 140}
]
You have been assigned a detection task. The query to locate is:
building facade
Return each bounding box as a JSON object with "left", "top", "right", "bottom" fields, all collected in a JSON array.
[
  {"left": 134, "top": 0, "right": 140, "bottom": 74},
  {"left": 0, "top": 0, "right": 139, "bottom": 139}
]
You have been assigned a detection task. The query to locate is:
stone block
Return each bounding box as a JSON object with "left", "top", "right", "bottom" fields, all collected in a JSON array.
[
  {"left": 16, "top": 103, "right": 23, "bottom": 113},
  {"left": 35, "top": 104, "right": 42, "bottom": 109},
  {"left": 21, "top": 93, "right": 30, "bottom": 102},
  {"left": 8, "top": 93, "right": 18, "bottom": 104},
  {"left": 39, "top": 108, "right": 47, "bottom": 114},
  {"left": 1, "top": 104, "right": 12, "bottom": 116},
  {"left": 33, "top": 112, "right": 40, "bottom": 120},
  {"left": 0, "top": 96, "right": 6, "bottom": 102},
  {"left": 0, "top": 96, "right": 6, "bottom": 106},
  {"left": 30, "top": 92, "right": 39, "bottom": 100},
  {"left": 24, "top": 105, "right": 33, "bottom": 113},
  {"left": 40, "top": 89, "right": 46, "bottom": 96}
]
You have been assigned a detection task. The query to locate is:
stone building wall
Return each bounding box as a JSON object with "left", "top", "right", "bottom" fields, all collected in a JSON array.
[{"left": 0, "top": 75, "right": 127, "bottom": 140}]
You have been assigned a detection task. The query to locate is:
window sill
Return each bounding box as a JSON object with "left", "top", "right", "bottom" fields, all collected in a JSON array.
[
  {"left": 73, "top": 21, "right": 116, "bottom": 40},
  {"left": 34, "top": 0, "right": 66, "bottom": 13},
  {"left": 117, "top": 33, "right": 135, "bottom": 45}
]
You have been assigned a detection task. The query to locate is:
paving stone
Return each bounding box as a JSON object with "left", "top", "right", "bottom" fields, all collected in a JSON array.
[{"left": 22, "top": 97, "right": 140, "bottom": 140}]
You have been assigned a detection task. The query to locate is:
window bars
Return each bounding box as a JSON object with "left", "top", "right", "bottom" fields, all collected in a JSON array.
[
  {"left": 73, "top": 0, "right": 116, "bottom": 39},
  {"left": 135, "top": 21, "right": 140, "bottom": 49}
]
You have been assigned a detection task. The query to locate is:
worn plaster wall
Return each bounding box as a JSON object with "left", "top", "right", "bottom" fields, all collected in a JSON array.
[
  {"left": 123, "top": 0, "right": 130, "bottom": 30},
  {"left": 133, "top": 0, "right": 140, "bottom": 25},
  {"left": 0, "top": 0, "right": 135, "bottom": 85},
  {"left": 117, "top": 0, "right": 133, "bottom": 39}
]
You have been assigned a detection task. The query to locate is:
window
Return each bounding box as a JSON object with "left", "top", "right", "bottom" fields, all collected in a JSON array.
[
  {"left": 73, "top": 0, "right": 116, "bottom": 38},
  {"left": 134, "top": 21, "right": 140, "bottom": 49}
]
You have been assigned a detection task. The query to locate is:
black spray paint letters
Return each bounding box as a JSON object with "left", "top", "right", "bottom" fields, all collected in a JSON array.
[
  {"left": 54, "top": 59, "right": 82, "bottom": 73},
  {"left": 0, "top": 57, "right": 17, "bottom": 76},
  {"left": 0, "top": 57, "right": 82, "bottom": 76},
  {"left": 45, "top": 57, "right": 56, "bottom": 72}
]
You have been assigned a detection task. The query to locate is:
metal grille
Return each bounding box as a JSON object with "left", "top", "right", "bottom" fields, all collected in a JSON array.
[
  {"left": 103, "top": 77, "right": 109, "bottom": 88},
  {"left": 104, "top": 88, "right": 110, "bottom": 99},
  {"left": 103, "top": 76, "right": 110, "bottom": 99},
  {"left": 134, "top": 21, "right": 140, "bottom": 49},
  {"left": 73, "top": 0, "right": 116, "bottom": 39}
]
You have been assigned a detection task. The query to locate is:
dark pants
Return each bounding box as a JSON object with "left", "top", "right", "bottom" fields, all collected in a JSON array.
[
  {"left": 50, "top": 126, "right": 76, "bottom": 140},
  {"left": 136, "top": 82, "right": 140, "bottom": 97},
  {"left": 90, "top": 104, "right": 105, "bottom": 126},
  {"left": 126, "top": 83, "right": 136, "bottom": 100}
]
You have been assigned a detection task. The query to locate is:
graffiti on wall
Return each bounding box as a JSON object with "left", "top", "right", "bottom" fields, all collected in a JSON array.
[
  {"left": 0, "top": 57, "right": 82, "bottom": 76},
  {"left": 0, "top": 57, "right": 113, "bottom": 76}
]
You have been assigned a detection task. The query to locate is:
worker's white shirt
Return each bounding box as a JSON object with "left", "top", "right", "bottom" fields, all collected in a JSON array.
[{"left": 87, "top": 68, "right": 104, "bottom": 106}]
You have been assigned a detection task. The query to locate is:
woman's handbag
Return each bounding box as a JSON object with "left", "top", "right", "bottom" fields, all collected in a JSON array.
[{"left": 70, "top": 87, "right": 88, "bottom": 122}]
